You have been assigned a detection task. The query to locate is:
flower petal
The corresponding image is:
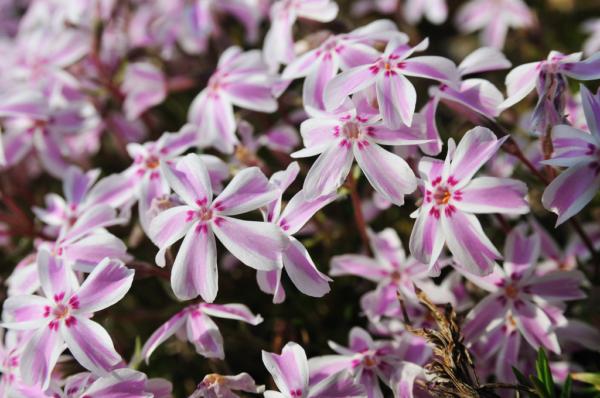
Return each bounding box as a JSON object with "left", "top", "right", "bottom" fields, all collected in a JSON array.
[
  {"left": 186, "top": 312, "right": 224, "bottom": 359},
  {"left": 324, "top": 65, "right": 376, "bottom": 111},
  {"left": 302, "top": 141, "right": 354, "bottom": 199},
  {"left": 353, "top": 141, "right": 417, "bottom": 206},
  {"left": 141, "top": 311, "right": 187, "bottom": 362},
  {"left": 513, "top": 300, "right": 561, "bottom": 354},
  {"left": 200, "top": 303, "right": 263, "bottom": 325},
  {"left": 541, "top": 161, "right": 600, "bottom": 226},
  {"left": 61, "top": 317, "right": 123, "bottom": 375},
  {"left": 212, "top": 216, "right": 287, "bottom": 271},
  {"left": 278, "top": 190, "right": 337, "bottom": 235},
  {"left": 162, "top": 153, "right": 213, "bottom": 206},
  {"left": 449, "top": 126, "right": 506, "bottom": 184},
  {"left": 74, "top": 258, "right": 134, "bottom": 314},
  {"left": 149, "top": 205, "right": 195, "bottom": 267},
  {"left": 214, "top": 167, "right": 279, "bottom": 216},
  {"left": 282, "top": 237, "right": 331, "bottom": 298},
  {"left": 408, "top": 206, "right": 445, "bottom": 269},
  {"left": 20, "top": 326, "right": 63, "bottom": 389},
  {"left": 171, "top": 225, "right": 218, "bottom": 302},
  {"left": 463, "top": 294, "right": 507, "bottom": 342},
  {"left": 456, "top": 177, "right": 529, "bottom": 214},
  {"left": 440, "top": 210, "right": 501, "bottom": 276},
  {"left": 261, "top": 342, "right": 309, "bottom": 397},
  {"left": 376, "top": 72, "right": 416, "bottom": 128},
  {"left": 1, "top": 295, "right": 51, "bottom": 330}
]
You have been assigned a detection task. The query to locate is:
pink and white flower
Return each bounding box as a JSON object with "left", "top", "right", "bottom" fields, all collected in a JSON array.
[
  {"left": 582, "top": 19, "right": 600, "bottom": 56},
  {"left": 409, "top": 126, "right": 529, "bottom": 275},
  {"left": 257, "top": 162, "right": 335, "bottom": 303},
  {"left": 188, "top": 46, "right": 278, "bottom": 154},
  {"left": 455, "top": 0, "right": 534, "bottom": 49},
  {"left": 500, "top": 51, "right": 600, "bottom": 110},
  {"left": 462, "top": 226, "right": 585, "bottom": 356},
  {"left": 262, "top": 341, "right": 365, "bottom": 398},
  {"left": 149, "top": 153, "right": 288, "bottom": 301},
  {"left": 308, "top": 327, "right": 429, "bottom": 398},
  {"left": 282, "top": 19, "right": 405, "bottom": 112},
  {"left": 542, "top": 85, "right": 600, "bottom": 225},
  {"left": 331, "top": 228, "right": 451, "bottom": 319},
  {"left": 324, "top": 37, "right": 460, "bottom": 128},
  {"left": 48, "top": 368, "right": 172, "bottom": 398},
  {"left": 292, "top": 101, "right": 427, "bottom": 204},
  {"left": 191, "top": 372, "right": 264, "bottom": 398},
  {"left": 121, "top": 61, "right": 167, "bottom": 121},
  {"left": 263, "top": 0, "right": 339, "bottom": 70},
  {"left": 122, "top": 126, "right": 201, "bottom": 232},
  {"left": 1, "top": 257, "right": 134, "bottom": 389},
  {"left": 423, "top": 47, "right": 511, "bottom": 155},
  {"left": 141, "top": 302, "right": 262, "bottom": 361}
]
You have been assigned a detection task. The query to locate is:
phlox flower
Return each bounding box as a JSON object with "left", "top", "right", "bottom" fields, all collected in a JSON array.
[
  {"left": 542, "top": 85, "right": 600, "bottom": 225},
  {"left": 191, "top": 372, "right": 264, "bottom": 398},
  {"left": 262, "top": 341, "right": 365, "bottom": 398},
  {"left": 331, "top": 228, "right": 452, "bottom": 317},
  {"left": 123, "top": 127, "right": 228, "bottom": 232},
  {"left": 403, "top": 0, "right": 447, "bottom": 25},
  {"left": 188, "top": 46, "right": 278, "bottom": 154},
  {"left": 1, "top": 258, "right": 134, "bottom": 389},
  {"left": 121, "top": 61, "right": 167, "bottom": 121},
  {"left": 141, "top": 303, "right": 262, "bottom": 361},
  {"left": 455, "top": 0, "right": 534, "bottom": 49},
  {"left": 308, "top": 327, "right": 430, "bottom": 398},
  {"left": 257, "top": 162, "right": 335, "bottom": 303},
  {"left": 282, "top": 19, "right": 406, "bottom": 112},
  {"left": 292, "top": 100, "right": 427, "bottom": 205},
  {"left": 149, "top": 153, "right": 288, "bottom": 302},
  {"left": 33, "top": 165, "right": 131, "bottom": 236},
  {"left": 583, "top": 19, "right": 600, "bottom": 56},
  {"left": 462, "top": 226, "right": 585, "bottom": 358},
  {"left": 0, "top": 330, "right": 46, "bottom": 397},
  {"left": 129, "top": 0, "right": 262, "bottom": 57},
  {"left": 47, "top": 368, "right": 172, "bottom": 398},
  {"left": 422, "top": 47, "right": 511, "bottom": 155},
  {"left": 263, "top": 0, "right": 339, "bottom": 70},
  {"left": 324, "top": 37, "right": 460, "bottom": 128},
  {"left": 409, "top": 126, "right": 529, "bottom": 275},
  {"left": 500, "top": 51, "right": 600, "bottom": 111}
]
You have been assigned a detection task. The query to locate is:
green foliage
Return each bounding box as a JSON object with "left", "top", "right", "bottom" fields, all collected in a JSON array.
[{"left": 511, "top": 349, "right": 576, "bottom": 398}]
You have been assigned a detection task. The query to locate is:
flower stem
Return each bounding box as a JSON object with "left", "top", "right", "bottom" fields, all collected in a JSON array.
[{"left": 345, "top": 172, "right": 371, "bottom": 254}]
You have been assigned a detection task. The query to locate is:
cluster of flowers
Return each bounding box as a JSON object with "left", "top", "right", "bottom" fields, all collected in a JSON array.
[{"left": 0, "top": 0, "right": 599, "bottom": 397}]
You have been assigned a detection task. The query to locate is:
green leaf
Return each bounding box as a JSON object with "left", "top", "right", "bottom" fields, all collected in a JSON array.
[
  {"left": 514, "top": 366, "right": 532, "bottom": 387},
  {"left": 560, "top": 375, "right": 572, "bottom": 398},
  {"left": 536, "top": 349, "right": 555, "bottom": 398},
  {"left": 531, "top": 376, "right": 551, "bottom": 398},
  {"left": 571, "top": 373, "right": 600, "bottom": 390}
]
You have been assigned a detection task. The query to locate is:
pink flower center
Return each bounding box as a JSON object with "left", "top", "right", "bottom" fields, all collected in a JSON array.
[
  {"left": 505, "top": 283, "right": 519, "bottom": 299},
  {"left": 342, "top": 121, "right": 361, "bottom": 140},
  {"left": 145, "top": 156, "right": 160, "bottom": 169},
  {"left": 433, "top": 186, "right": 452, "bottom": 205},
  {"left": 362, "top": 353, "right": 378, "bottom": 368}
]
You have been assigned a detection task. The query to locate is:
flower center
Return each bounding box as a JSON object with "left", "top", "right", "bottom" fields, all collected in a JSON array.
[
  {"left": 433, "top": 186, "right": 452, "bottom": 205},
  {"left": 505, "top": 283, "right": 519, "bottom": 299},
  {"left": 52, "top": 304, "right": 70, "bottom": 320},
  {"left": 145, "top": 156, "right": 160, "bottom": 169},
  {"left": 362, "top": 353, "right": 378, "bottom": 368},
  {"left": 202, "top": 374, "right": 224, "bottom": 386},
  {"left": 342, "top": 121, "right": 361, "bottom": 140}
]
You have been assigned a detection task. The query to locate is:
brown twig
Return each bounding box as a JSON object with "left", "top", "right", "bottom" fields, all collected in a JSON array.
[{"left": 345, "top": 172, "right": 371, "bottom": 254}]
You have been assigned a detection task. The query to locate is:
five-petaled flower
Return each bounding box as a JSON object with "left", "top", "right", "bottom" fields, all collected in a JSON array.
[
  {"left": 324, "top": 37, "right": 460, "bottom": 128},
  {"left": 409, "top": 126, "right": 529, "bottom": 275},
  {"left": 149, "top": 153, "right": 288, "bottom": 302},
  {"left": 1, "top": 256, "right": 134, "bottom": 389}
]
